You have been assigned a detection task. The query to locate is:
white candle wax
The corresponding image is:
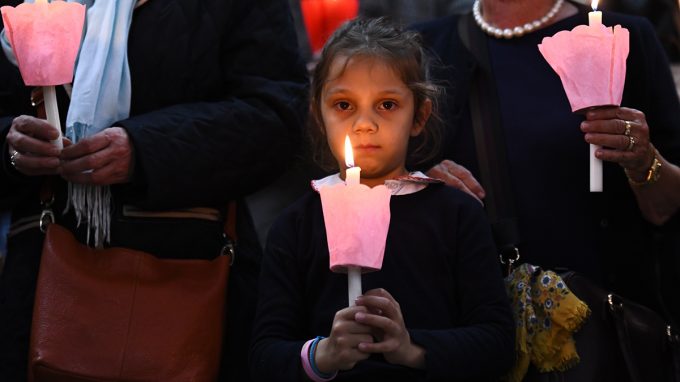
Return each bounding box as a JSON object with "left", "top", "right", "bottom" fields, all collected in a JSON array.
[
  {"left": 344, "top": 135, "right": 361, "bottom": 185},
  {"left": 588, "top": 10, "right": 602, "bottom": 26},
  {"left": 344, "top": 134, "right": 363, "bottom": 305},
  {"left": 589, "top": 144, "right": 602, "bottom": 192},
  {"left": 43, "top": 86, "right": 63, "bottom": 149},
  {"left": 345, "top": 166, "right": 361, "bottom": 186},
  {"left": 588, "top": 0, "right": 603, "bottom": 192},
  {"left": 347, "top": 266, "right": 362, "bottom": 306},
  {"left": 589, "top": 0, "right": 602, "bottom": 26}
]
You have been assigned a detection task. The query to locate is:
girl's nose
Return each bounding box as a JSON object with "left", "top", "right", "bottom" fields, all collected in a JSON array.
[{"left": 351, "top": 112, "right": 378, "bottom": 133}]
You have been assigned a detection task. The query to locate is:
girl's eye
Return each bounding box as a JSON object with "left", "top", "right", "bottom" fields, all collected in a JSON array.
[
  {"left": 335, "top": 101, "right": 351, "bottom": 111},
  {"left": 379, "top": 101, "right": 397, "bottom": 110}
]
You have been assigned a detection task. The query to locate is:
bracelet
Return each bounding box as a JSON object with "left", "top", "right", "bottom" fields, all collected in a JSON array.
[
  {"left": 626, "top": 151, "right": 662, "bottom": 187},
  {"left": 300, "top": 337, "right": 337, "bottom": 382}
]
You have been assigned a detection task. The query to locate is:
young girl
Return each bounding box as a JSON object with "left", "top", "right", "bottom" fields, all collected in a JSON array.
[{"left": 250, "top": 18, "right": 514, "bottom": 382}]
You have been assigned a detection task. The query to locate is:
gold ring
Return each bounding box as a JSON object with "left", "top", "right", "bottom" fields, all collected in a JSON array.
[
  {"left": 623, "top": 120, "right": 632, "bottom": 136},
  {"left": 9, "top": 150, "right": 19, "bottom": 168},
  {"left": 626, "top": 136, "right": 636, "bottom": 151}
]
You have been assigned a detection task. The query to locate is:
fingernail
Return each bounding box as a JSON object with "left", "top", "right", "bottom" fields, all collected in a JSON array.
[{"left": 355, "top": 312, "right": 365, "bottom": 320}]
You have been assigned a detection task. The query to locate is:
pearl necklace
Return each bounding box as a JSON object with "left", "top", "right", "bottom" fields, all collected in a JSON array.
[{"left": 473, "top": 0, "right": 564, "bottom": 39}]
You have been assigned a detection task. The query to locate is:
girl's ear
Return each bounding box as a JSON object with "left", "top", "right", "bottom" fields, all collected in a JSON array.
[{"left": 411, "top": 98, "right": 432, "bottom": 137}]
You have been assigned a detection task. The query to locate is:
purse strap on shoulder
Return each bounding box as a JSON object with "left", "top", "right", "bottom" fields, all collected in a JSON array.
[
  {"left": 458, "top": 13, "right": 521, "bottom": 272},
  {"left": 224, "top": 200, "right": 237, "bottom": 242}
]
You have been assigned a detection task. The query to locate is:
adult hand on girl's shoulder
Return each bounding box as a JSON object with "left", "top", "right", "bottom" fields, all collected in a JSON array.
[
  {"left": 315, "top": 306, "right": 374, "bottom": 374},
  {"left": 354, "top": 289, "right": 426, "bottom": 369},
  {"left": 426, "top": 160, "right": 485, "bottom": 203}
]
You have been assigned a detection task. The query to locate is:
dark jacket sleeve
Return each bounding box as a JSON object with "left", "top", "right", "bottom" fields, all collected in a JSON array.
[
  {"left": 0, "top": 12, "right": 39, "bottom": 203},
  {"left": 115, "top": 0, "right": 309, "bottom": 209},
  {"left": 409, "top": 198, "right": 515, "bottom": 381},
  {"left": 250, "top": 208, "right": 307, "bottom": 382},
  {"left": 623, "top": 16, "right": 680, "bottom": 166}
]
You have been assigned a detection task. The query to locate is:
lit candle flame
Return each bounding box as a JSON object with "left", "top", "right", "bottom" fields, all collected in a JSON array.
[
  {"left": 35, "top": 0, "right": 48, "bottom": 4},
  {"left": 344, "top": 135, "right": 354, "bottom": 168},
  {"left": 591, "top": 0, "right": 599, "bottom": 11}
]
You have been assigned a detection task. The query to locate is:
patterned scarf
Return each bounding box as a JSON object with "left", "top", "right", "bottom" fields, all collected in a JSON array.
[{"left": 504, "top": 263, "right": 591, "bottom": 382}]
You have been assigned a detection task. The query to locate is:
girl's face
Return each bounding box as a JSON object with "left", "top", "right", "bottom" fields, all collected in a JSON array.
[{"left": 321, "top": 56, "right": 431, "bottom": 187}]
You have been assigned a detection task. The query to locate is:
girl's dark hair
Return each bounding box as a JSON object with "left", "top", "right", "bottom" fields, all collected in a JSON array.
[{"left": 308, "top": 17, "right": 442, "bottom": 172}]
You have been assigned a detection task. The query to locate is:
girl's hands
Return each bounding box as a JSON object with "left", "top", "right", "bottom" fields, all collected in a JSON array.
[
  {"left": 314, "top": 306, "right": 374, "bottom": 374},
  {"left": 354, "top": 288, "right": 425, "bottom": 369}
]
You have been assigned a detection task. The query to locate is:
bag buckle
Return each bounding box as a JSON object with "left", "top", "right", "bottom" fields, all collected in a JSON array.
[
  {"left": 499, "top": 246, "right": 520, "bottom": 275},
  {"left": 607, "top": 293, "right": 624, "bottom": 312},
  {"left": 221, "top": 234, "right": 236, "bottom": 266},
  {"left": 668, "top": 325, "right": 679, "bottom": 344},
  {"left": 39, "top": 195, "right": 55, "bottom": 233}
]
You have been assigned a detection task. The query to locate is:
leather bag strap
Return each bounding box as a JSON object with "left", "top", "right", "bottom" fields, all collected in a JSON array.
[
  {"left": 40, "top": 180, "right": 238, "bottom": 253},
  {"left": 458, "top": 13, "right": 521, "bottom": 269},
  {"left": 607, "top": 294, "right": 644, "bottom": 382}
]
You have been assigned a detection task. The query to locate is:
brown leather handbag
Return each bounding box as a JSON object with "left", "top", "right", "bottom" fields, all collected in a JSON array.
[{"left": 28, "top": 207, "right": 234, "bottom": 381}]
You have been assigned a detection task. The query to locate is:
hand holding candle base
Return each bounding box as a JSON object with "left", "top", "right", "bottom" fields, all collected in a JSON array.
[{"left": 538, "top": 0, "right": 629, "bottom": 192}]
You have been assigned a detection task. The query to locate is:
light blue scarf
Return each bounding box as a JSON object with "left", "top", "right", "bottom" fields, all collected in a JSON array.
[{"left": 2, "top": 0, "right": 136, "bottom": 246}]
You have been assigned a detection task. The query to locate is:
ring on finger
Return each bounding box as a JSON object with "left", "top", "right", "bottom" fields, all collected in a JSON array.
[
  {"left": 623, "top": 120, "right": 632, "bottom": 136},
  {"left": 626, "top": 136, "right": 636, "bottom": 151},
  {"left": 9, "top": 150, "right": 19, "bottom": 168}
]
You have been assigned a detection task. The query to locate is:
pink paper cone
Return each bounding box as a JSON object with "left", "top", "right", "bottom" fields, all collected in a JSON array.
[
  {"left": 538, "top": 24, "right": 629, "bottom": 112},
  {"left": 319, "top": 183, "right": 391, "bottom": 273},
  {"left": 1, "top": 1, "right": 85, "bottom": 86}
]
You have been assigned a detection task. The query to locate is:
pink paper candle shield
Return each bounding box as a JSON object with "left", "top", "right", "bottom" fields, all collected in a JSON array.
[
  {"left": 1, "top": 1, "right": 85, "bottom": 86},
  {"left": 320, "top": 183, "right": 391, "bottom": 272},
  {"left": 538, "top": 23, "right": 629, "bottom": 113}
]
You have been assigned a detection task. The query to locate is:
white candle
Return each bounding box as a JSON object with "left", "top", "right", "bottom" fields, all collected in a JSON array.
[
  {"left": 589, "top": 0, "right": 602, "bottom": 26},
  {"left": 588, "top": 0, "right": 603, "bottom": 192},
  {"left": 32, "top": 0, "right": 63, "bottom": 149},
  {"left": 344, "top": 135, "right": 361, "bottom": 186},
  {"left": 347, "top": 266, "right": 361, "bottom": 306},
  {"left": 589, "top": 144, "right": 602, "bottom": 192},
  {"left": 344, "top": 134, "right": 362, "bottom": 305},
  {"left": 43, "top": 86, "right": 63, "bottom": 149}
]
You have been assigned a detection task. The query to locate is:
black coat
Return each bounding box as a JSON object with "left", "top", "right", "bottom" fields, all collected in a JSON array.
[{"left": 0, "top": 1, "right": 308, "bottom": 380}]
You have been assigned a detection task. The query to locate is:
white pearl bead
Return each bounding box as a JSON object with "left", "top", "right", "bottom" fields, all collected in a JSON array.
[{"left": 473, "top": 0, "right": 563, "bottom": 39}]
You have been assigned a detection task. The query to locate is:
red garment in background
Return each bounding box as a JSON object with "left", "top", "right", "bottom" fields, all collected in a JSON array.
[{"left": 301, "top": 0, "right": 359, "bottom": 53}]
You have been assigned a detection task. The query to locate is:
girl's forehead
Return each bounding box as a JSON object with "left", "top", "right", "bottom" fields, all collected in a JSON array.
[
  {"left": 323, "top": 55, "right": 406, "bottom": 89},
  {"left": 325, "top": 55, "right": 403, "bottom": 85}
]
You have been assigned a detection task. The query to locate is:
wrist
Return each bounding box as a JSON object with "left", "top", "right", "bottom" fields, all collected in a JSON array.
[
  {"left": 625, "top": 149, "right": 662, "bottom": 187},
  {"left": 399, "top": 340, "right": 426, "bottom": 369},
  {"left": 313, "top": 338, "right": 337, "bottom": 375},
  {"left": 300, "top": 337, "right": 337, "bottom": 382}
]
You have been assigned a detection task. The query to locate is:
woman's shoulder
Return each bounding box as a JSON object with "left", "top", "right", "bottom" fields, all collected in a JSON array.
[{"left": 410, "top": 14, "right": 463, "bottom": 46}]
